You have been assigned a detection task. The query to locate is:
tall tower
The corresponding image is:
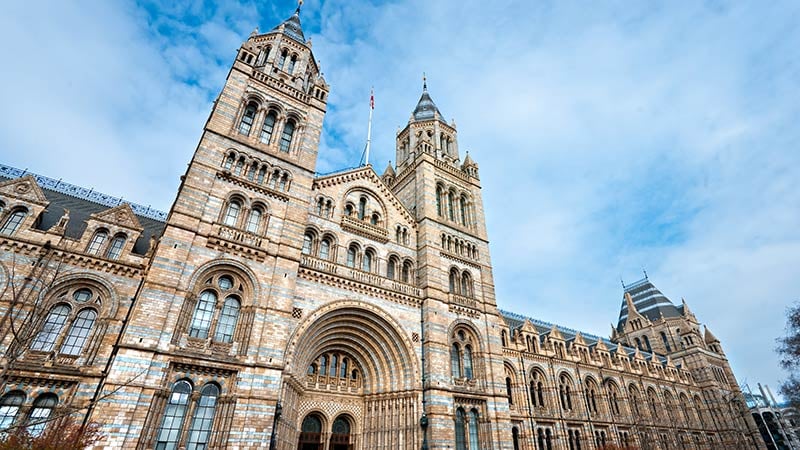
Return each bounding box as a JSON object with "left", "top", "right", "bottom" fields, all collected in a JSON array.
[
  {"left": 387, "top": 79, "right": 511, "bottom": 447},
  {"left": 99, "top": 6, "right": 334, "bottom": 448}
]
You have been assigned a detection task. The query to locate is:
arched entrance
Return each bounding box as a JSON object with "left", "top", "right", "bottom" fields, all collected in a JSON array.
[
  {"left": 329, "top": 415, "right": 352, "bottom": 450},
  {"left": 297, "top": 413, "right": 323, "bottom": 450}
]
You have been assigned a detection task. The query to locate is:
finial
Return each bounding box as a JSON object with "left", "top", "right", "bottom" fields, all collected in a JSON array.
[
  {"left": 620, "top": 276, "right": 625, "bottom": 288},
  {"left": 423, "top": 72, "right": 427, "bottom": 91},
  {"left": 643, "top": 269, "right": 648, "bottom": 280},
  {"left": 296, "top": 0, "right": 303, "bottom": 14}
]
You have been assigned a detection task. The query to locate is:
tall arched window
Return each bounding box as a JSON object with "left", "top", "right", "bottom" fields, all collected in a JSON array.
[
  {"left": 460, "top": 195, "right": 468, "bottom": 226},
  {"left": 0, "top": 391, "right": 25, "bottom": 430},
  {"left": 246, "top": 207, "right": 263, "bottom": 233},
  {"left": 189, "top": 291, "right": 217, "bottom": 339},
  {"left": 287, "top": 54, "right": 297, "bottom": 73},
  {"left": 27, "top": 394, "right": 57, "bottom": 436},
  {"left": 320, "top": 355, "right": 327, "bottom": 375},
  {"left": 463, "top": 344, "right": 474, "bottom": 379},
  {"left": 329, "top": 355, "right": 338, "bottom": 377},
  {"left": 661, "top": 331, "right": 672, "bottom": 352},
  {"left": 279, "top": 120, "right": 295, "bottom": 152},
  {"left": 357, "top": 197, "right": 367, "bottom": 220},
  {"left": 648, "top": 389, "right": 659, "bottom": 420},
  {"left": 346, "top": 245, "right": 357, "bottom": 268},
  {"left": 223, "top": 153, "right": 235, "bottom": 170},
  {"left": 448, "top": 191, "right": 455, "bottom": 221},
  {"left": 559, "top": 375, "right": 573, "bottom": 411},
  {"left": 451, "top": 343, "right": 461, "bottom": 378},
  {"left": 106, "top": 233, "right": 127, "bottom": 260},
  {"left": 531, "top": 371, "right": 545, "bottom": 407},
  {"left": 468, "top": 409, "right": 480, "bottom": 450},
  {"left": 223, "top": 200, "right": 241, "bottom": 227},
  {"left": 436, "top": 185, "right": 443, "bottom": 216},
  {"left": 302, "top": 233, "right": 313, "bottom": 255},
  {"left": 387, "top": 257, "right": 397, "bottom": 279},
  {"left": 186, "top": 384, "right": 220, "bottom": 450},
  {"left": 31, "top": 304, "right": 71, "bottom": 351},
  {"left": 506, "top": 377, "right": 513, "bottom": 404},
  {"left": 455, "top": 408, "right": 467, "bottom": 450},
  {"left": 278, "top": 49, "right": 287, "bottom": 69},
  {"left": 213, "top": 296, "right": 240, "bottom": 343},
  {"left": 461, "top": 272, "right": 472, "bottom": 298},
  {"left": 238, "top": 102, "right": 258, "bottom": 135},
  {"left": 59, "top": 308, "right": 97, "bottom": 355},
  {"left": 86, "top": 229, "right": 108, "bottom": 255},
  {"left": 402, "top": 261, "right": 412, "bottom": 283},
  {"left": 449, "top": 269, "right": 459, "bottom": 294},
  {"left": 512, "top": 427, "right": 520, "bottom": 450},
  {"left": 340, "top": 359, "right": 348, "bottom": 378},
  {"left": 155, "top": 380, "right": 192, "bottom": 450},
  {"left": 643, "top": 335, "right": 652, "bottom": 353},
  {"left": 362, "top": 249, "right": 374, "bottom": 272},
  {"left": 319, "top": 238, "right": 331, "bottom": 260},
  {"left": 260, "top": 111, "right": 277, "bottom": 144},
  {"left": 0, "top": 208, "right": 27, "bottom": 236}
]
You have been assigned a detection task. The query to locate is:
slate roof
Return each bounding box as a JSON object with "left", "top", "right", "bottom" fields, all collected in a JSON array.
[
  {"left": 0, "top": 164, "right": 166, "bottom": 255},
  {"left": 617, "top": 277, "right": 683, "bottom": 331},
  {"left": 271, "top": 8, "right": 306, "bottom": 44},
  {"left": 412, "top": 81, "right": 443, "bottom": 121}
]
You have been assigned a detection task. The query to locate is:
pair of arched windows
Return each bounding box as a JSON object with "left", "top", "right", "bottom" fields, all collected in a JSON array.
[
  {"left": 634, "top": 335, "right": 653, "bottom": 353},
  {"left": 315, "top": 197, "right": 334, "bottom": 218},
  {"left": 450, "top": 330, "right": 475, "bottom": 380},
  {"left": 302, "top": 230, "right": 335, "bottom": 261},
  {"left": 454, "top": 407, "right": 480, "bottom": 450},
  {"left": 567, "top": 429, "right": 582, "bottom": 450},
  {"left": 386, "top": 256, "right": 413, "bottom": 283},
  {"left": 0, "top": 391, "right": 57, "bottom": 436},
  {"left": 277, "top": 49, "right": 298, "bottom": 74},
  {"left": 346, "top": 243, "right": 377, "bottom": 273},
  {"left": 0, "top": 206, "right": 27, "bottom": 236},
  {"left": 86, "top": 229, "right": 128, "bottom": 260},
  {"left": 530, "top": 371, "right": 546, "bottom": 408},
  {"left": 584, "top": 379, "right": 599, "bottom": 415},
  {"left": 222, "top": 152, "right": 291, "bottom": 191},
  {"left": 154, "top": 380, "right": 220, "bottom": 450},
  {"left": 238, "top": 102, "right": 297, "bottom": 153},
  {"left": 188, "top": 274, "right": 242, "bottom": 343},
  {"left": 222, "top": 197, "right": 267, "bottom": 234},
  {"left": 395, "top": 226, "right": 409, "bottom": 245},
  {"left": 30, "top": 287, "right": 100, "bottom": 356},
  {"left": 449, "top": 268, "right": 474, "bottom": 298},
  {"left": 559, "top": 374, "right": 574, "bottom": 411},
  {"left": 435, "top": 184, "right": 472, "bottom": 227},
  {"left": 536, "top": 427, "right": 554, "bottom": 450}
]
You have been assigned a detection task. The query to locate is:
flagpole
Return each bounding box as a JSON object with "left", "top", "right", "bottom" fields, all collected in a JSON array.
[{"left": 365, "top": 87, "right": 374, "bottom": 166}]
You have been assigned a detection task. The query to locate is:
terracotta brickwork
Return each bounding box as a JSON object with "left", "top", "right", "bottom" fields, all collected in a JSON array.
[{"left": 0, "top": 7, "right": 763, "bottom": 450}]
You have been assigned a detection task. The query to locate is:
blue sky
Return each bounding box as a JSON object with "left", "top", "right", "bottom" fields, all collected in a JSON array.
[{"left": 1, "top": 0, "right": 798, "bottom": 394}]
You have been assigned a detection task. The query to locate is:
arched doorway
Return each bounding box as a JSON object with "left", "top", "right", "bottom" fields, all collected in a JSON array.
[
  {"left": 297, "top": 413, "right": 323, "bottom": 450},
  {"left": 329, "top": 415, "right": 352, "bottom": 450}
]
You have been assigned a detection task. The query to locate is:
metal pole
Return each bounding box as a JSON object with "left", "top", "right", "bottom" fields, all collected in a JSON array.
[{"left": 365, "top": 88, "right": 373, "bottom": 166}]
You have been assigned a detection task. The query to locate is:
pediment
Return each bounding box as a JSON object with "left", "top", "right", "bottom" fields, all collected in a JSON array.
[
  {"left": 0, "top": 175, "right": 49, "bottom": 205},
  {"left": 90, "top": 203, "right": 143, "bottom": 231},
  {"left": 313, "top": 166, "right": 416, "bottom": 226}
]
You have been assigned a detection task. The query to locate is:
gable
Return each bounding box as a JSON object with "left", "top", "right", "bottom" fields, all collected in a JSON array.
[
  {"left": 89, "top": 203, "right": 144, "bottom": 231},
  {"left": 0, "top": 175, "right": 49, "bottom": 205}
]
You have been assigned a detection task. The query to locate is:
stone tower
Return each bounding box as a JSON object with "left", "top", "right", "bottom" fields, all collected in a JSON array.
[{"left": 387, "top": 79, "right": 512, "bottom": 447}]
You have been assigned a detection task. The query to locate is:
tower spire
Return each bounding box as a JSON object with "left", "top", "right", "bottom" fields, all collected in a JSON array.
[
  {"left": 423, "top": 72, "right": 427, "bottom": 91},
  {"left": 296, "top": 0, "right": 303, "bottom": 14}
]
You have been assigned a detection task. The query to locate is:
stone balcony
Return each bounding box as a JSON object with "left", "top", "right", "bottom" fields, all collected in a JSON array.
[
  {"left": 340, "top": 215, "right": 389, "bottom": 243},
  {"left": 300, "top": 255, "right": 421, "bottom": 298},
  {"left": 207, "top": 222, "right": 268, "bottom": 261}
]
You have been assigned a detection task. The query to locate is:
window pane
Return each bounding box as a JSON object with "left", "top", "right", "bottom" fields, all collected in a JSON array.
[
  {"left": 189, "top": 291, "right": 217, "bottom": 339},
  {"left": 463, "top": 345, "right": 474, "bottom": 379},
  {"left": 31, "top": 304, "right": 71, "bottom": 352},
  {"left": 0, "top": 392, "right": 24, "bottom": 430},
  {"left": 223, "top": 201, "right": 240, "bottom": 227},
  {"left": 280, "top": 121, "right": 295, "bottom": 152},
  {"left": 27, "top": 394, "right": 57, "bottom": 437},
  {"left": 320, "top": 240, "right": 330, "bottom": 260},
  {"left": 106, "top": 235, "right": 126, "bottom": 260},
  {"left": 59, "top": 309, "right": 97, "bottom": 355},
  {"left": 451, "top": 344, "right": 461, "bottom": 378},
  {"left": 73, "top": 288, "right": 92, "bottom": 302},
  {"left": 246, "top": 209, "right": 262, "bottom": 233},
  {"left": 468, "top": 410, "right": 480, "bottom": 450},
  {"left": 186, "top": 384, "right": 220, "bottom": 450},
  {"left": 302, "top": 234, "right": 313, "bottom": 255},
  {"left": 239, "top": 103, "right": 257, "bottom": 135},
  {"left": 86, "top": 231, "right": 108, "bottom": 255},
  {"left": 260, "top": 113, "right": 276, "bottom": 144},
  {"left": 156, "top": 381, "right": 192, "bottom": 450},
  {"left": 0, "top": 210, "right": 26, "bottom": 236},
  {"left": 213, "top": 297, "right": 240, "bottom": 343},
  {"left": 455, "top": 409, "right": 466, "bottom": 450}
]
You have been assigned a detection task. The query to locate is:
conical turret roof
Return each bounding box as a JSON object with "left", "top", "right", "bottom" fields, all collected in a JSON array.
[
  {"left": 617, "top": 277, "right": 681, "bottom": 331},
  {"left": 412, "top": 78, "right": 443, "bottom": 121},
  {"left": 272, "top": 7, "right": 306, "bottom": 44}
]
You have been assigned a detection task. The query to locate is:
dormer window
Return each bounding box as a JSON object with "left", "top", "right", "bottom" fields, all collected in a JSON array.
[
  {"left": 0, "top": 207, "right": 27, "bottom": 236},
  {"left": 86, "top": 229, "right": 108, "bottom": 255}
]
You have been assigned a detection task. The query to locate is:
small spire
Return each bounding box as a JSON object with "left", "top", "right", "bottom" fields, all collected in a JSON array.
[
  {"left": 423, "top": 72, "right": 427, "bottom": 91},
  {"left": 296, "top": 0, "right": 303, "bottom": 14}
]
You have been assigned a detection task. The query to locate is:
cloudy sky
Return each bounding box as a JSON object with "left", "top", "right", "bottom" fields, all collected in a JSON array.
[{"left": 1, "top": 0, "right": 798, "bottom": 394}]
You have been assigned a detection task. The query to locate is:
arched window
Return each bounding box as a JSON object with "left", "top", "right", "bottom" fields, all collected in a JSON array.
[
  {"left": 26, "top": 393, "right": 57, "bottom": 436},
  {"left": 506, "top": 377, "right": 513, "bottom": 404},
  {"left": 59, "top": 308, "right": 97, "bottom": 355},
  {"left": 287, "top": 54, "right": 297, "bottom": 73},
  {"left": 531, "top": 371, "right": 545, "bottom": 408},
  {"left": 362, "top": 249, "right": 374, "bottom": 272},
  {"left": 460, "top": 194, "right": 468, "bottom": 226},
  {"left": 223, "top": 200, "right": 241, "bottom": 227},
  {"left": 370, "top": 213, "right": 379, "bottom": 225},
  {"left": 455, "top": 408, "right": 467, "bottom": 450},
  {"left": 246, "top": 163, "right": 257, "bottom": 181},
  {"left": 661, "top": 331, "right": 672, "bottom": 352},
  {"left": 346, "top": 245, "right": 357, "bottom": 268},
  {"left": 31, "top": 304, "right": 71, "bottom": 351},
  {"left": 246, "top": 207, "right": 263, "bottom": 233},
  {"left": 357, "top": 197, "right": 367, "bottom": 220},
  {"left": 257, "top": 167, "right": 267, "bottom": 184},
  {"left": 436, "top": 185, "right": 443, "bottom": 216},
  {"left": 0, "top": 391, "right": 25, "bottom": 430},
  {"left": 155, "top": 380, "right": 192, "bottom": 449},
  {"left": 387, "top": 257, "right": 397, "bottom": 279},
  {"left": 279, "top": 120, "right": 295, "bottom": 152},
  {"left": 402, "top": 261, "right": 412, "bottom": 283},
  {"left": 449, "top": 269, "right": 459, "bottom": 294},
  {"left": 461, "top": 272, "right": 472, "bottom": 298},
  {"left": 213, "top": 296, "right": 240, "bottom": 343},
  {"left": 559, "top": 374, "right": 573, "bottom": 411},
  {"left": 634, "top": 337, "right": 642, "bottom": 351},
  {"left": 643, "top": 335, "right": 652, "bottom": 353},
  {"left": 319, "top": 238, "right": 331, "bottom": 260},
  {"left": 648, "top": 389, "right": 659, "bottom": 420},
  {"left": 302, "top": 233, "right": 313, "bottom": 255},
  {"left": 278, "top": 49, "right": 288, "bottom": 69},
  {"left": 299, "top": 414, "right": 323, "bottom": 449},
  {"left": 330, "top": 355, "right": 339, "bottom": 377},
  {"left": 501, "top": 330, "right": 507, "bottom": 347},
  {"left": 0, "top": 208, "right": 27, "bottom": 236},
  {"left": 463, "top": 344, "right": 474, "bottom": 379},
  {"left": 319, "top": 355, "right": 327, "bottom": 375},
  {"left": 260, "top": 111, "right": 277, "bottom": 144},
  {"left": 450, "top": 343, "right": 462, "bottom": 378},
  {"left": 189, "top": 291, "right": 217, "bottom": 339},
  {"left": 223, "top": 153, "right": 235, "bottom": 170},
  {"left": 448, "top": 191, "right": 455, "bottom": 221},
  {"left": 468, "top": 409, "right": 480, "bottom": 450},
  {"left": 238, "top": 102, "right": 258, "bottom": 135},
  {"left": 185, "top": 384, "right": 219, "bottom": 450},
  {"left": 340, "top": 359, "right": 348, "bottom": 378},
  {"left": 512, "top": 427, "right": 520, "bottom": 450},
  {"left": 86, "top": 229, "right": 108, "bottom": 255},
  {"left": 106, "top": 233, "right": 127, "bottom": 260}
]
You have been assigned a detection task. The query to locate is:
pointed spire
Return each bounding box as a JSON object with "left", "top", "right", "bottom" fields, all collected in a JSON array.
[
  {"left": 271, "top": 2, "right": 306, "bottom": 43},
  {"left": 296, "top": 0, "right": 304, "bottom": 14},
  {"left": 462, "top": 151, "right": 476, "bottom": 167},
  {"left": 704, "top": 326, "right": 720, "bottom": 344},
  {"left": 412, "top": 74, "right": 443, "bottom": 121},
  {"left": 382, "top": 161, "right": 396, "bottom": 178},
  {"left": 625, "top": 292, "right": 639, "bottom": 316}
]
